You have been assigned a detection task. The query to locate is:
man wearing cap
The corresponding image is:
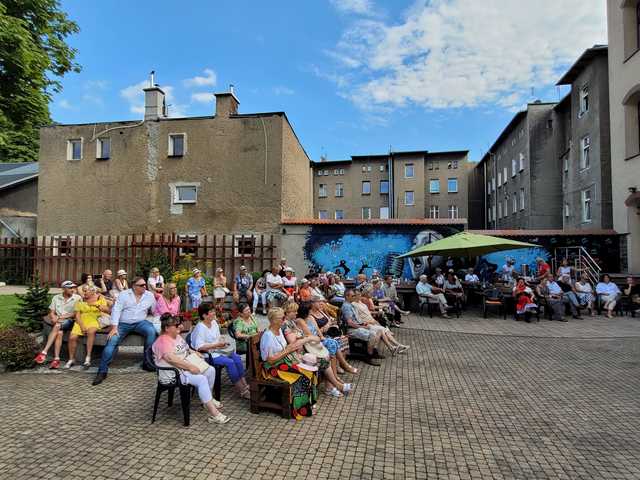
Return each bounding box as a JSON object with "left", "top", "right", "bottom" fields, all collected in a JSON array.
[
  {"left": 186, "top": 268, "right": 207, "bottom": 309},
  {"left": 34, "top": 281, "right": 82, "bottom": 369},
  {"left": 232, "top": 266, "right": 254, "bottom": 305},
  {"left": 92, "top": 276, "right": 157, "bottom": 385}
]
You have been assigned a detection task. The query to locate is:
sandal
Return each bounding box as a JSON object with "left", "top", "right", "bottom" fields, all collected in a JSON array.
[
  {"left": 345, "top": 366, "right": 359, "bottom": 374},
  {"left": 35, "top": 352, "right": 47, "bottom": 364},
  {"left": 49, "top": 359, "right": 61, "bottom": 369},
  {"left": 208, "top": 413, "right": 230, "bottom": 424},
  {"left": 64, "top": 360, "right": 74, "bottom": 369}
]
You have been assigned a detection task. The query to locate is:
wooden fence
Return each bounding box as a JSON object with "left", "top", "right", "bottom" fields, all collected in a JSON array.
[{"left": 0, "top": 233, "right": 277, "bottom": 285}]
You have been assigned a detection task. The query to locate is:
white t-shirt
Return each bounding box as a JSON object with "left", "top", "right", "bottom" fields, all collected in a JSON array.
[
  {"left": 282, "top": 276, "right": 297, "bottom": 288},
  {"left": 191, "top": 321, "right": 222, "bottom": 359},
  {"left": 148, "top": 275, "right": 165, "bottom": 290},
  {"left": 465, "top": 273, "right": 479, "bottom": 283},
  {"left": 260, "top": 329, "right": 287, "bottom": 362},
  {"left": 266, "top": 273, "right": 283, "bottom": 292}
]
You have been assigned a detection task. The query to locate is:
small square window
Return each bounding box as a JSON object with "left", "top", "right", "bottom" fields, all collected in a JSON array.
[
  {"left": 379, "top": 165, "right": 385, "bottom": 172},
  {"left": 379, "top": 207, "right": 389, "bottom": 219},
  {"left": 318, "top": 210, "right": 328, "bottom": 219},
  {"left": 96, "top": 138, "right": 110, "bottom": 159},
  {"left": 234, "top": 236, "right": 255, "bottom": 257},
  {"left": 169, "top": 134, "right": 185, "bottom": 157},
  {"left": 404, "top": 191, "right": 414, "bottom": 205},
  {"left": 67, "top": 139, "right": 82, "bottom": 161},
  {"left": 174, "top": 185, "right": 198, "bottom": 204},
  {"left": 178, "top": 235, "right": 199, "bottom": 256},
  {"left": 334, "top": 210, "right": 344, "bottom": 220}
]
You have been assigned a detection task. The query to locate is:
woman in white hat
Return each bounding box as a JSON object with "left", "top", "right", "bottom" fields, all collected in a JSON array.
[
  {"left": 113, "top": 269, "right": 128, "bottom": 299},
  {"left": 186, "top": 268, "right": 207, "bottom": 309}
]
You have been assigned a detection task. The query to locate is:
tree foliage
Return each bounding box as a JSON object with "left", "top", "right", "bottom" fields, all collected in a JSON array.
[
  {"left": 0, "top": 0, "right": 80, "bottom": 163},
  {"left": 14, "top": 272, "right": 50, "bottom": 332}
]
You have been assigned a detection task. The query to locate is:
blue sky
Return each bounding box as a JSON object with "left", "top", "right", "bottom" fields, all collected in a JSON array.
[{"left": 51, "top": 0, "right": 607, "bottom": 162}]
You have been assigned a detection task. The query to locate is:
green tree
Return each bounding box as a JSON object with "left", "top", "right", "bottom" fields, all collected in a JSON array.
[
  {"left": 0, "top": 0, "right": 80, "bottom": 163},
  {"left": 14, "top": 272, "right": 50, "bottom": 332}
]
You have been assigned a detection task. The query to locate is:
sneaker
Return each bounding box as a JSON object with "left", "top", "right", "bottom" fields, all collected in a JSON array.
[
  {"left": 208, "top": 413, "right": 231, "bottom": 424},
  {"left": 35, "top": 352, "right": 47, "bottom": 364},
  {"left": 327, "top": 387, "right": 343, "bottom": 398},
  {"left": 64, "top": 360, "right": 74, "bottom": 369},
  {"left": 397, "top": 345, "right": 410, "bottom": 354},
  {"left": 342, "top": 383, "right": 353, "bottom": 396},
  {"left": 82, "top": 357, "right": 91, "bottom": 370}
]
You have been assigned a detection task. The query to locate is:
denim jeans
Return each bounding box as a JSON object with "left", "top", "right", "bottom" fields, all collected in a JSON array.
[{"left": 98, "top": 320, "right": 157, "bottom": 373}]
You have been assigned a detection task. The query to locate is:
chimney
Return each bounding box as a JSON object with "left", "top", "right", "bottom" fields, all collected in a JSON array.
[
  {"left": 143, "top": 70, "right": 167, "bottom": 121},
  {"left": 215, "top": 85, "right": 240, "bottom": 117}
]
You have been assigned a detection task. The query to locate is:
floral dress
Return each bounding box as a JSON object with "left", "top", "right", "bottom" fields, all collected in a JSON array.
[{"left": 260, "top": 329, "right": 318, "bottom": 420}]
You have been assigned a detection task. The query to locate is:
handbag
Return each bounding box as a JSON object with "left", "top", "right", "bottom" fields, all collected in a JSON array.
[
  {"left": 211, "top": 335, "right": 236, "bottom": 356},
  {"left": 98, "top": 314, "right": 111, "bottom": 328},
  {"left": 304, "top": 341, "right": 330, "bottom": 360},
  {"left": 184, "top": 352, "right": 210, "bottom": 374}
]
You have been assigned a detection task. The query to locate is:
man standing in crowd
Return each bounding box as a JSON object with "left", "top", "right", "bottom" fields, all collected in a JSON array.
[{"left": 92, "top": 276, "right": 157, "bottom": 385}]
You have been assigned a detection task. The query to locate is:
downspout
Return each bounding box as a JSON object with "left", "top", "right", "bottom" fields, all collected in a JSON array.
[{"left": 0, "top": 218, "right": 21, "bottom": 238}]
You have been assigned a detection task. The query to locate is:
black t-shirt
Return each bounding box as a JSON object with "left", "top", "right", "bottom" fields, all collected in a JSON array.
[
  {"left": 627, "top": 284, "right": 640, "bottom": 296},
  {"left": 558, "top": 281, "right": 572, "bottom": 293}
]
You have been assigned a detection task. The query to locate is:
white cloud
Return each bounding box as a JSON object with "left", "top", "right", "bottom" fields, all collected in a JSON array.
[
  {"left": 191, "top": 92, "right": 215, "bottom": 103},
  {"left": 120, "top": 81, "right": 188, "bottom": 117},
  {"left": 273, "top": 86, "right": 295, "bottom": 96},
  {"left": 84, "top": 80, "right": 108, "bottom": 90},
  {"left": 58, "top": 99, "right": 73, "bottom": 109},
  {"left": 183, "top": 68, "right": 217, "bottom": 88},
  {"left": 330, "top": 0, "right": 374, "bottom": 15},
  {"left": 326, "top": 0, "right": 607, "bottom": 110}
]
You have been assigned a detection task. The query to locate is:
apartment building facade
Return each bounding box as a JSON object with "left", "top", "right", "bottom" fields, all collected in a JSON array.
[
  {"left": 312, "top": 150, "right": 470, "bottom": 221},
  {"left": 556, "top": 46, "right": 613, "bottom": 230},
  {"left": 607, "top": 0, "right": 640, "bottom": 272},
  {"left": 38, "top": 84, "right": 313, "bottom": 237},
  {"left": 479, "top": 102, "right": 562, "bottom": 229}
]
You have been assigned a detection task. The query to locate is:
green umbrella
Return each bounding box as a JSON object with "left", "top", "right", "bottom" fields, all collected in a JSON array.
[{"left": 397, "top": 231, "right": 539, "bottom": 259}]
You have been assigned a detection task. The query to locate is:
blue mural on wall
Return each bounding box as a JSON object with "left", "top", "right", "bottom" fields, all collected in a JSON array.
[
  {"left": 303, "top": 225, "right": 463, "bottom": 280},
  {"left": 301, "top": 225, "right": 621, "bottom": 280}
]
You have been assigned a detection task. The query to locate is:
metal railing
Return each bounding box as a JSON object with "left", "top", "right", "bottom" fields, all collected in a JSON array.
[{"left": 553, "top": 246, "right": 601, "bottom": 286}]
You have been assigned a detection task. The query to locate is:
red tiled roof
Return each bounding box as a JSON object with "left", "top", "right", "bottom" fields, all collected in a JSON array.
[
  {"left": 281, "top": 218, "right": 468, "bottom": 226},
  {"left": 469, "top": 229, "right": 618, "bottom": 236}
]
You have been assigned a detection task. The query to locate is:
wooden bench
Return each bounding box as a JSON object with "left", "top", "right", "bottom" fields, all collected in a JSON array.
[{"left": 42, "top": 317, "right": 146, "bottom": 362}]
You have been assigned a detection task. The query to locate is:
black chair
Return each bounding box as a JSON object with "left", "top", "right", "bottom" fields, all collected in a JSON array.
[
  {"left": 482, "top": 288, "right": 506, "bottom": 319},
  {"left": 146, "top": 348, "right": 195, "bottom": 427},
  {"left": 185, "top": 332, "right": 223, "bottom": 401}
]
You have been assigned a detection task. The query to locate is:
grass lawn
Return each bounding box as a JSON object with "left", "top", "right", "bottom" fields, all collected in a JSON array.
[{"left": 0, "top": 295, "right": 20, "bottom": 329}]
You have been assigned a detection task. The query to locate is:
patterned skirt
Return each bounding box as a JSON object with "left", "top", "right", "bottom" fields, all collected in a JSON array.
[{"left": 263, "top": 355, "right": 318, "bottom": 420}]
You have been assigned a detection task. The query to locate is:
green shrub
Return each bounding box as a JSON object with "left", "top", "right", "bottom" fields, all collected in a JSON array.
[
  {"left": 14, "top": 273, "right": 50, "bottom": 333},
  {"left": 0, "top": 327, "right": 38, "bottom": 371},
  {"left": 135, "top": 251, "right": 173, "bottom": 285}
]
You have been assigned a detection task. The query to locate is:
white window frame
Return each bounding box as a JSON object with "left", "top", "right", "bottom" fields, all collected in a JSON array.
[
  {"left": 362, "top": 181, "right": 371, "bottom": 195},
  {"left": 379, "top": 206, "right": 389, "bottom": 219},
  {"left": 512, "top": 194, "right": 517, "bottom": 214},
  {"left": 318, "top": 210, "right": 329, "bottom": 220},
  {"left": 498, "top": 201, "right": 502, "bottom": 219},
  {"left": 324, "top": 169, "right": 329, "bottom": 176},
  {"left": 564, "top": 203, "right": 570, "bottom": 218},
  {"left": 52, "top": 236, "right": 73, "bottom": 257},
  {"left": 96, "top": 137, "right": 110, "bottom": 159},
  {"left": 581, "top": 188, "right": 592, "bottom": 223},
  {"left": 172, "top": 183, "right": 199, "bottom": 204},
  {"left": 233, "top": 234, "right": 255, "bottom": 258},
  {"left": 361, "top": 207, "right": 372, "bottom": 219},
  {"left": 497, "top": 171, "right": 502, "bottom": 187},
  {"left": 429, "top": 205, "right": 440, "bottom": 219},
  {"left": 168, "top": 133, "right": 187, "bottom": 157},
  {"left": 404, "top": 191, "right": 415, "bottom": 206},
  {"left": 503, "top": 167, "right": 508, "bottom": 185},
  {"left": 579, "top": 85, "right": 589, "bottom": 117},
  {"left": 339, "top": 168, "right": 345, "bottom": 175},
  {"left": 334, "top": 210, "right": 344, "bottom": 220},
  {"left": 318, "top": 184, "right": 327, "bottom": 198},
  {"left": 404, "top": 163, "right": 415, "bottom": 178},
  {"left": 379, "top": 165, "right": 385, "bottom": 172},
  {"left": 67, "top": 138, "right": 83, "bottom": 161},
  {"left": 335, "top": 183, "right": 344, "bottom": 197},
  {"left": 519, "top": 188, "right": 525, "bottom": 211},
  {"left": 580, "top": 136, "right": 591, "bottom": 170},
  {"left": 429, "top": 179, "right": 440, "bottom": 194},
  {"left": 511, "top": 159, "right": 516, "bottom": 177},
  {"left": 448, "top": 205, "right": 459, "bottom": 219},
  {"left": 519, "top": 153, "right": 524, "bottom": 171},
  {"left": 367, "top": 165, "right": 372, "bottom": 172},
  {"left": 447, "top": 178, "right": 458, "bottom": 193}
]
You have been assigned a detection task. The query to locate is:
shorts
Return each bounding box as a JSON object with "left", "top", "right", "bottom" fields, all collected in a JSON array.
[{"left": 59, "top": 318, "right": 74, "bottom": 332}]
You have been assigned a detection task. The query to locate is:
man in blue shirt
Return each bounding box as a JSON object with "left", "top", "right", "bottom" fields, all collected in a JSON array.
[{"left": 92, "top": 276, "right": 157, "bottom": 385}]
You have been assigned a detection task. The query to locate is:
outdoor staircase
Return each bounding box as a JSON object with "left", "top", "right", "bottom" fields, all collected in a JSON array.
[{"left": 552, "top": 246, "right": 601, "bottom": 285}]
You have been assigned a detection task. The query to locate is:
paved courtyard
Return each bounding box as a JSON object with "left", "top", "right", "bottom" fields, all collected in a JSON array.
[{"left": 1, "top": 313, "right": 639, "bottom": 479}]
